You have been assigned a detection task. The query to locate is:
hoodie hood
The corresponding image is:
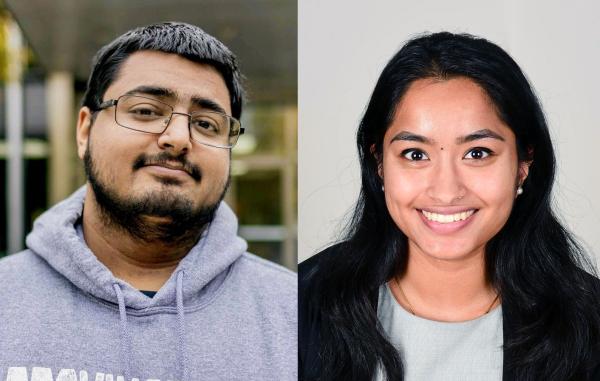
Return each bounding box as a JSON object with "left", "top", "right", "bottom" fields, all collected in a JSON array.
[
  {"left": 25, "top": 186, "right": 248, "bottom": 310},
  {"left": 2, "top": 187, "right": 296, "bottom": 381}
]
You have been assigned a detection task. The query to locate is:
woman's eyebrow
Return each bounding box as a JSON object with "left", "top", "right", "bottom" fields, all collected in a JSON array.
[
  {"left": 389, "top": 129, "right": 505, "bottom": 145},
  {"left": 390, "top": 131, "right": 434, "bottom": 145},
  {"left": 456, "top": 129, "right": 505, "bottom": 144}
]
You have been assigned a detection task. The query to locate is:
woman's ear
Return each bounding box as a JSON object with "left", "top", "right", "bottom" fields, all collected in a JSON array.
[
  {"left": 515, "top": 160, "right": 531, "bottom": 198},
  {"left": 518, "top": 160, "right": 532, "bottom": 185},
  {"left": 371, "top": 144, "right": 384, "bottom": 180},
  {"left": 518, "top": 147, "right": 534, "bottom": 186}
]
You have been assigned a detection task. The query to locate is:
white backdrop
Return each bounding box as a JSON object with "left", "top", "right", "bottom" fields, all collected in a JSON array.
[{"left": 298, "top": 0, "right": 600, "bottom": 262}]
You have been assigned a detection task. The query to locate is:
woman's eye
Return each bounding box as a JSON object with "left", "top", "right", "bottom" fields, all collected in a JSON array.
[
  {"left": 401, "top": 149, "right": 429, "bottom": 161},
  {"left": 464, "top": 147, "right": 492, "bottom": 160}
]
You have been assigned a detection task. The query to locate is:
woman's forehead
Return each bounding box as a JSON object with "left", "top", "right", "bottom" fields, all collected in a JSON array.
[{"left": 387, "top": 77, "right": 512, "bottom": 143}]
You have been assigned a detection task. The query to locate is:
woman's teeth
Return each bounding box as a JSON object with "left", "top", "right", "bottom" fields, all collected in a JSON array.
[{"left": 421, "top": 209, "right": 476, "bottom": 223}]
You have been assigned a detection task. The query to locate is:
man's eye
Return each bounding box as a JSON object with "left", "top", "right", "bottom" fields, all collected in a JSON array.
[
  {"left": 401, "top": 149, "right": 429, "bottom": 161},
  {"left": 464, "top": 147, "right": 492, "bottom": 160},
  {"left": 192, "top": 118, "right": 219, "bottom": 132},
  {"left": 129, "top": 107, "right": 163, "bottom": 117}
]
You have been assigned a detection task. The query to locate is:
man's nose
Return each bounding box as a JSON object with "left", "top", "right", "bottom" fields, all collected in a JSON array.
[
  {"left": 426, "top": 160, "right": 467, "bottom": 204},
  {"left": 157, "top": 112, "right": 192, "bottom": 154}
]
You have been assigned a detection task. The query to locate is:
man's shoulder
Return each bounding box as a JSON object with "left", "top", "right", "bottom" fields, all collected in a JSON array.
[
  {"left": 0, "top": 250, "right": 49, "bottom": 278},
  {"left": 0, "top": 250, "right": 63, "bottom": 300},
  {"left": 236, "top": 252, "right": 296, "bottom": 284},
  {"left": 232, "top": 253, "right": 297, "bottom": 302}
]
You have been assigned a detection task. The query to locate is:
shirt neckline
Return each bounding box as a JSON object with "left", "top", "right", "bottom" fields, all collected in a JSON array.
[{"left": 382, "top": 282, "right": 502, "bottom": 326}]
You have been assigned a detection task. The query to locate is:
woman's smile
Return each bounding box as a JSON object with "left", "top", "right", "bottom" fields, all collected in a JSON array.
[{"left": 417, "top": 208, "right": 478, "bottom": 234}]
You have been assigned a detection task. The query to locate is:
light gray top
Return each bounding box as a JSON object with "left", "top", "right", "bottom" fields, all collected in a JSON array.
[{"left": 375, "top": 283, "right": 503, "bottom": 381}]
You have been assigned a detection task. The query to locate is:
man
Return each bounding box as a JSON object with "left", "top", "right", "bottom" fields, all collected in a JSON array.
[{"left": 0, "top": 22, "right": 296, "bottom": 381}]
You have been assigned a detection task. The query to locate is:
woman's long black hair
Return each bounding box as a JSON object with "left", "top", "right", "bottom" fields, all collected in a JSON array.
[{"left": 308, "top": 32, "right": 600, "bottom": 380}]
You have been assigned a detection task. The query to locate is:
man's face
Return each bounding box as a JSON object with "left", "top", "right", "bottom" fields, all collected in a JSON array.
[{"left": 77, "top": 50, "right": 232, "bottom": 240}]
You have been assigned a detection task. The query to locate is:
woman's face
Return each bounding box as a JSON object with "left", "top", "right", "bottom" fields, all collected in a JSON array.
[{"left": 380, "top": 77, "right": 529, "bottom": 262}]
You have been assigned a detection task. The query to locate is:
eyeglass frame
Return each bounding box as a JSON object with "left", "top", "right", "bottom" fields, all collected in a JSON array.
[{"left": 94, "top": 94, "right": 244, "bottom": 149}]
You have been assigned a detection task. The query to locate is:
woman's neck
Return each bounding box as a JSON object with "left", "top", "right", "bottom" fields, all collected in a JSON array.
[{"left": 389, "top": 243, "right": 499, "bottom": 322}]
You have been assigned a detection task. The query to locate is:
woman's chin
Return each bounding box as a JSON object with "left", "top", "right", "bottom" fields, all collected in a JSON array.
[{"left": 411, "top": 239, "right": 483, "bottom": 262}]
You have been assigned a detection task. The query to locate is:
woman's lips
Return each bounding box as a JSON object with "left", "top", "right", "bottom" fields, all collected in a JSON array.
[{"left": 417, "top": 208, "right": 478, "bottom": 234}]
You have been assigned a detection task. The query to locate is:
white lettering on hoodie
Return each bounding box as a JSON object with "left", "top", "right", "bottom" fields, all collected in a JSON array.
[{"left": 4, "top": 367, "right": 174, "bottom": 381}]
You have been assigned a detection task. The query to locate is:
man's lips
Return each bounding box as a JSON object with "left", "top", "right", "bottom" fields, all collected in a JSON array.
[
  {"left": 143, "top": 164, "right": 192, "bottom": 179},
  {"left": 132, "top": 154, "right": 202, "bottom": 182},
  {"left": 148, "top": 162, "right": 188, "bottom": 172}
]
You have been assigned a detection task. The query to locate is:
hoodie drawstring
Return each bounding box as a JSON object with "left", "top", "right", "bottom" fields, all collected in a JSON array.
[
  {"left": 112, "top": 273, "right": 187, "bottom": 381},
  {"left": 176, "top": 270, "right": 188, "bottom": 381},
  {"left": 113, "top": 283, "right": 132, "bottom": 380}
]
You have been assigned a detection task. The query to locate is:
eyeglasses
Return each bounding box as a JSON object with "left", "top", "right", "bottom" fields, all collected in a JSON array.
[{"left": 96, "top": 95, "right": 244, "bottom": 149}]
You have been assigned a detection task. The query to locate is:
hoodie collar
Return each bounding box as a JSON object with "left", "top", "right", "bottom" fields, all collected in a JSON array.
[{"left": 26, "top": 186, "right": 247, "bottom": 310}]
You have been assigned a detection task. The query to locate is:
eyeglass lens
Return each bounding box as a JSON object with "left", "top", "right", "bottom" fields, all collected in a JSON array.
[{"left": 115, "top": 95, "right": 241, "bottom": 147}]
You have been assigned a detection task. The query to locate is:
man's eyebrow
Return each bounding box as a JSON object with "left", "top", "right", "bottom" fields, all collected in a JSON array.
[
  {"left": 456, "top": 129, "right": 505, "bottom": 144},
  {"left": 390, "top": 131, "right": 434, "bottom": 145},
  {"left": 124, "top": 85, "right": 176, "bottom": 99},
  {"left": 122, "top": 86, "right": 228, "bottom": 115},
  {"left": 191, "top": 96, "right": 228, "bottom": 115}
]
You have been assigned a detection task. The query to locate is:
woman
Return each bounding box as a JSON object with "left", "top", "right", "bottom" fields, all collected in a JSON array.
[{"left": 299, "top": 32, "right": 600, "bottom": 381}]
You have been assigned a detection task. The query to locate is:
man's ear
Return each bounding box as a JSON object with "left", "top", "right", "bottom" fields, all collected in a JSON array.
[{"left": 76, "top": 107, "right": 93, "bottom": 160}]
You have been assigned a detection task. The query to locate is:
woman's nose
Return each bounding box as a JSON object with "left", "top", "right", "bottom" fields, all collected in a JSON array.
[{"left": 426, "top": 160, "right": 467, "bottom": 204}]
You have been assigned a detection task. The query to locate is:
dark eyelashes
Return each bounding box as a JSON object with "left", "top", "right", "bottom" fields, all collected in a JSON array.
[
  {"left": 465, "top": 147, "right": 495, "bottom": 159},
  {"left": 469, "top": 146, "right": 493, "bottom": 153},
  {"left": 398, "top": 147, "right": 495, "bottom": 161},
  {"left": 400, "top": 148, "right": 425, "bottom": 156},
  {"left": 401, "top": 148, "right": 428, "bottom": 161}
]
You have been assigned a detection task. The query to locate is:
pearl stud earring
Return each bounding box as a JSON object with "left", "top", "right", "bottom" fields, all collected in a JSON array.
[{"left": 517, "top": 186, "right": 523, "bottom": 195}]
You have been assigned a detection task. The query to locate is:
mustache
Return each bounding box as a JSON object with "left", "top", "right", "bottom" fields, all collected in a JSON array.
[{"left": 132, "top": 152, "right": 202, "bottom": 182}]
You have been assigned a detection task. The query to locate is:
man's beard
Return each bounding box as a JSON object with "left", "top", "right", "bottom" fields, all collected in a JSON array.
[{"left": 83, "top": 144, "right": 228, "bottom": 246}]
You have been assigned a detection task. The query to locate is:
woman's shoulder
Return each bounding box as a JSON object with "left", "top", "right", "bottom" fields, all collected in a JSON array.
[
  {"left": 299, "top": 242, "right": 344, "bottom": 282},
  {"left": 299, "top": 243, "right": 346, "bottom": 379},
  {"left": 582, "top": 267, "right": 600, "bottom": 287}
]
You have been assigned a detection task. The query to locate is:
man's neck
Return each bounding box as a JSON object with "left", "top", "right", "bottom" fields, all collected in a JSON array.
[{"left": 81, "top": 190, "right": 197, "bottom": 292}]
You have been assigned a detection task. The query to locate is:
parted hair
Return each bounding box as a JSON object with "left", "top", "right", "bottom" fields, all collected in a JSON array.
[{"left": 307, "top": 32, "right": 600, "bottom": 381}]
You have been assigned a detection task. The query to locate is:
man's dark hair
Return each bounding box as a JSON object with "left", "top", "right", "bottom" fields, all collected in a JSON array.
[{"left": 82, "top": 22, "right": 243, "bottom": 119}]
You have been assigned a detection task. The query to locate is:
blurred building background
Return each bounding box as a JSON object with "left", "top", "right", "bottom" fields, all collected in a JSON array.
[{"left": 0, "top": 0, "right": 297, "bottom": 270}]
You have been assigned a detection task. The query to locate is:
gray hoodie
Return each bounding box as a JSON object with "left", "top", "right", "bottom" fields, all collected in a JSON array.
[{"left": 0, "top": 187, "right": 297, "bottom": 381}]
